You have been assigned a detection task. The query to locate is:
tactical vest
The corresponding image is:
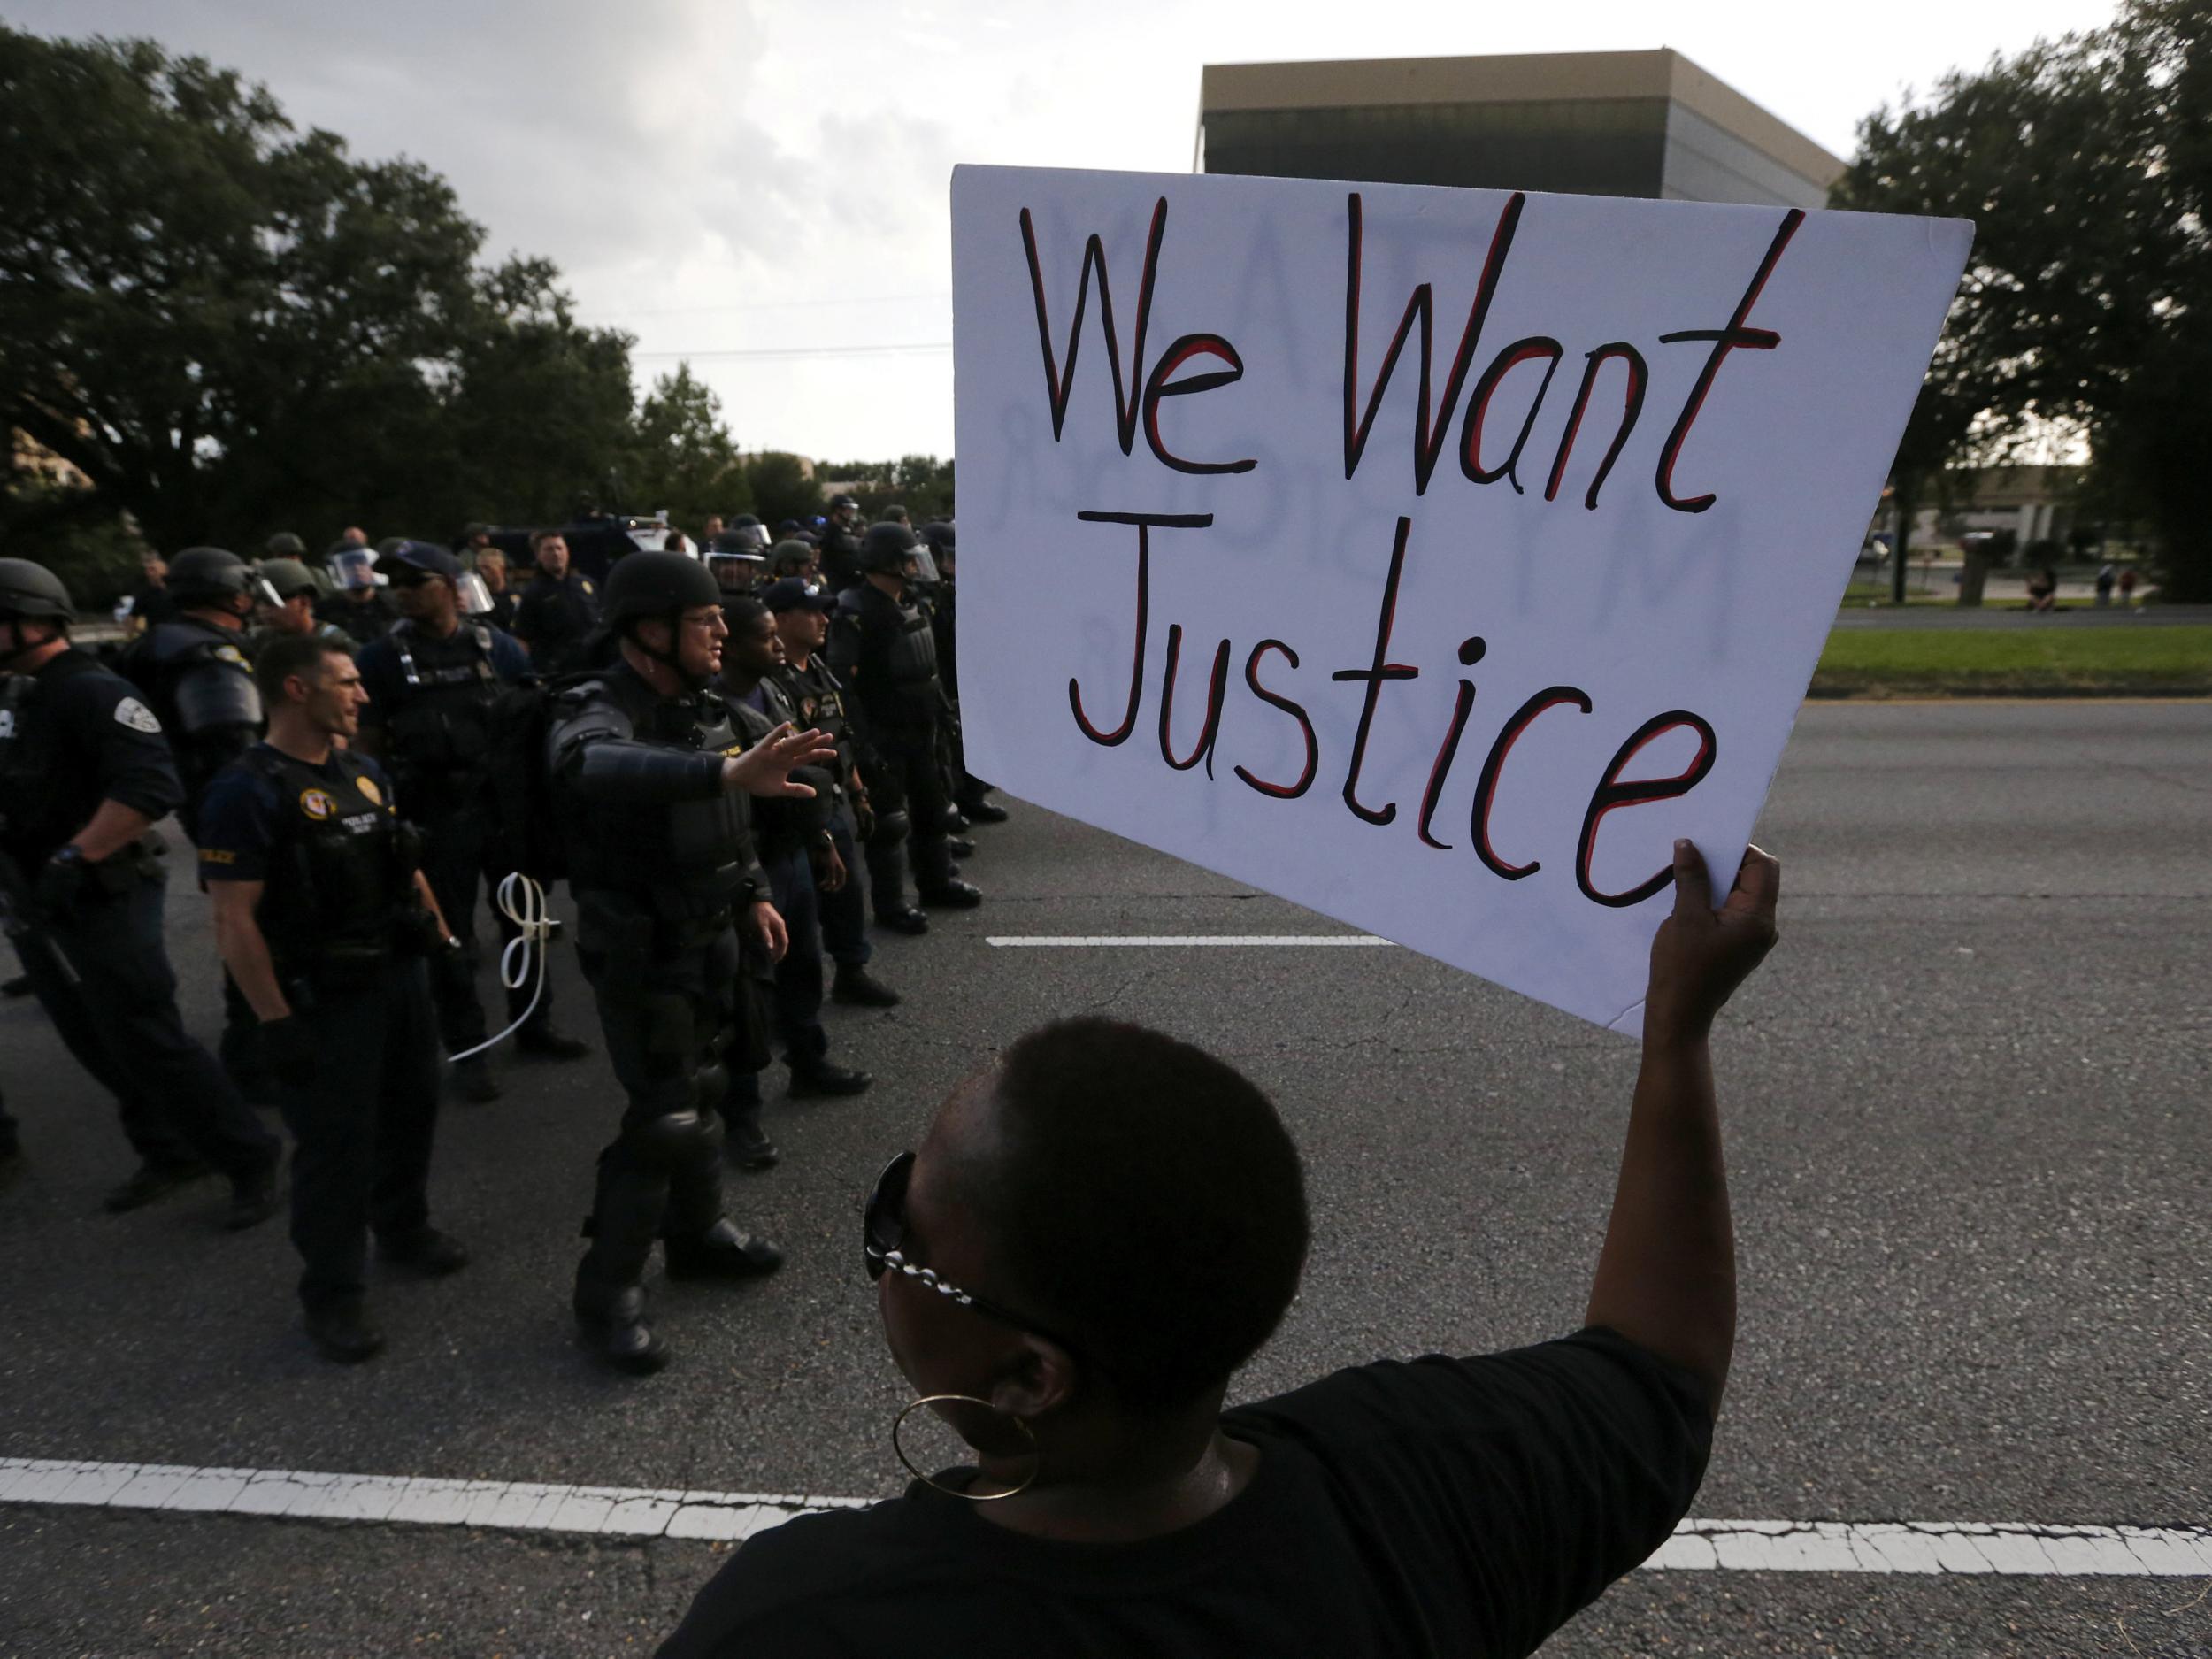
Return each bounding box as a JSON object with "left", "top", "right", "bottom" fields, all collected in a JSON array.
[
  {"left": 774, "top": 657, "right": 855, "bottom": 793},
  {"left": 134, "top": 619, "right": 261, "bottom": 824},
  {"left": 0, "top": 656, "right": 93, "bottom": 864},
  {"left": 556, "top": 675, "right": 760, "bottom": 924},
  {"left": 381, "top": 620, "right": 502, "bottom": 805},
  {"left": 249, "top": 745, "right": 420, "bottom": 985}
]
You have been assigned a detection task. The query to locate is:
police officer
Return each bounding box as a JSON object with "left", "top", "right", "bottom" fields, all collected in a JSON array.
[
  {"left": 831, "top": 522, "right": 982, "bottom": 931},
  {"left": 249, "top": 559, "right": 352, "bottom": 658},
  {"left": 818, "top": 495, "right": 866, "bottom": 590},
  {"left": 547, "top": 551, "right": 834, "bottom": 1372},
  {"left": 512, "top": 530, "right": 603, "bottom": 676},
  {"left": 126, "top": 545, "right": 280, "bottom": 1098},
  {"left": 356, "top": 541, "right": 588, "bottom": 1102},
  {"left": 200, "top": 632, "right": 469, "bottom": 1362},
  {"left": 126, "top": 547, "right": 265, "bottom": 839},
  {"left": 319, "top": 545, "right": 399, "bottom": 644},
  {"left": 764, "top": 577, "right": 898, "bottom": 1006},
  {"left": 0, "top": 558, "right": 281, "bottom": 1223},
  {"left": 715, "top": 596, "right": 872, "bottom": 1168},
  {"left": 916, "top": 519, "right": 1008, "bottom": 827}
]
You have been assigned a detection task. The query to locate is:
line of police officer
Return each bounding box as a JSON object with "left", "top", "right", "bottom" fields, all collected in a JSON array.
[{"left": 2, "top": 518, "right": 1002, "bottom": 1371}]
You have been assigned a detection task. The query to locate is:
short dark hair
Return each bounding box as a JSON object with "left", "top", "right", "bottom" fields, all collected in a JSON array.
[
  {"left": 958, "top": 1018, "right": 1309, "bottom": 1411},
  {"left": 531, "top": 528, "right": 565, "bottom": 553},
  {"left": 255, "top": 632, "right": 349, "bottom": 704}
]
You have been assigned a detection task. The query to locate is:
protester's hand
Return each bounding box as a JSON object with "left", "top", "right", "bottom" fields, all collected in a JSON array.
[
  {"left": 1644, "top": 841, "right": 1779, "bottom": 1042},
  {"left": 749, "top": 899, "right": 789, "bottom": 964},
  {"left": 260, "top": 1012, "right": 318, "bottom": 1090},
  {"left": 721, "top": 725, "right": 838, "bottom": 799}
]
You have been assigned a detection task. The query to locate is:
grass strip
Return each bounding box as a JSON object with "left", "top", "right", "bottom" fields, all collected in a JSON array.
[{"left": 1811, "top": 625, "right": 2212, "bottom": 697}]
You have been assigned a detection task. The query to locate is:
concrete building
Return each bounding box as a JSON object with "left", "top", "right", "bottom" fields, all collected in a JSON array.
[{"left": 1198, "top": 49, "right": 1845, "bottom": 211}]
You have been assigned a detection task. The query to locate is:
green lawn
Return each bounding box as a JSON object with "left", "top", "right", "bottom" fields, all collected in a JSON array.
[{"left": 1812, "top": 625, "right": 2212, "bottom": 695}]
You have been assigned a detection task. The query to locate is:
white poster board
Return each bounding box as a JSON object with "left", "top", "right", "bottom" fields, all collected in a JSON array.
[{"left": 951, "top": 165, "right": 1970, "bottom": 1033}]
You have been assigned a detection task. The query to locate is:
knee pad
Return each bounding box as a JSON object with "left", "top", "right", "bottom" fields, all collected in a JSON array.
[
  {"left": 631, "top": 1106, "right": 714, "bottom": 1168},
  {"left": 869, "top": 809, "right": 911, "bottom": 846}
]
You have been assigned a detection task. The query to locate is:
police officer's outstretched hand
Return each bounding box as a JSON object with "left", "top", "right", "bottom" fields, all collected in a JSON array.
[{"left": 722, "top": 724, "right": 838, "bottom": 799}]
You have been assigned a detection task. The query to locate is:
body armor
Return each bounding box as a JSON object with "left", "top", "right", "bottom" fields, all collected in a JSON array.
[
  {"left": 134, "top": 618, "right": 262, "bottom": 825},
  {"left": 247, "top": 745, "right": 423, "bottom": 985},
  {"left": 379, "top": 619, "right": 502, "bottom": 811},
  {"left": 835, "top": 584, "right": 941, "bottom": 731}
]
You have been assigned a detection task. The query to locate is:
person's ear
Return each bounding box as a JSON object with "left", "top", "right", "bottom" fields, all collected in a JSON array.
[{"left": 989, "top": 1334, "right": 1081, "bottom": 1421}]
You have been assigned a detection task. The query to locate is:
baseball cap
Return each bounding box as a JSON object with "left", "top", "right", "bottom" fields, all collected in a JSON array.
[
  {"left": 374, "top": 540, "right": 463, "bottom": 581},
  {"left": 761, "top": 577, "right": 838, "bottom": 614}
]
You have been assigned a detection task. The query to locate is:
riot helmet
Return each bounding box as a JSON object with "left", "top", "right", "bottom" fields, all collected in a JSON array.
[
  {"left": 256, "top": 557, "right": 320, "bottom": 603},
  {"left": 166, "top": 546, "right": 256, "bottom": 610},
  {"left": 265, "top": 531, "right": 307, "bottom": 558},
  {"left": 0, "top": 557, "right": 75, "bottom": 625},
  {"left": 603, "top": 549, "right": 726, "bottom": 684},
  {"left": 859, "top": 521, "right": 920, "bottom": 578}
]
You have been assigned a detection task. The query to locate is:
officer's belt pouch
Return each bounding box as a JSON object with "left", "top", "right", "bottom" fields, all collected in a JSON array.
[
  {"left": 649, "top": 863, "right": 749, "bottom": 931},
  {"left": 576, "top": 890, "right": 657, "bottom": 979}
]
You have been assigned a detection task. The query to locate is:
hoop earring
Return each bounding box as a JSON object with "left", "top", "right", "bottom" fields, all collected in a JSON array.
[{"left": 891, "top": 1394, "right": 1040, "bottom": 1502}]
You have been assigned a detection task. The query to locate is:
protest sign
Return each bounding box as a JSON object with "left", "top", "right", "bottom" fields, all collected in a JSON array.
[{"left": 950, "top": 165, "right": 1970, "bottom": 1033}]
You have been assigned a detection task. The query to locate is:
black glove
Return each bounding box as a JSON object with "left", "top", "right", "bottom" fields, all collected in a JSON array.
[
  {"left": 32, "top": 848, "right": 92, "bottom": 925},
  {"left": 261, "top": 1013, "right": 319, "bottom": 1090}
]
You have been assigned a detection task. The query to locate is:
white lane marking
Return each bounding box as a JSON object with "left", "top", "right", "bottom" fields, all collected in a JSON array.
[
  {"left": 987, "top": 935, "right": 1394, "bottom": 948},
  {"left": 3, "top": 1458, "right": 2208, "bottom": 1573}
]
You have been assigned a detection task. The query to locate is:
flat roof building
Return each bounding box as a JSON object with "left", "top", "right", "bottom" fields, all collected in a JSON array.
[{"left": 1198, "top": 49, "right": 1845, "bottom": 211}]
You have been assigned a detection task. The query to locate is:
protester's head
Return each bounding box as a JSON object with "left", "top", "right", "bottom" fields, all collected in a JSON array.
[
  {"left": 255, "top": 558, "right": 321, "bottom": 636},
  {"left": 703, "top": 516, "right": 725, "bottom": 539},
  {"left": 256, "top": 633, "right": 365, "bottom": 741},
  {"left": 375, "top": 541, "right": 462, "bottom": 630},
  {"left": 340, "top": 526, "right": 370, "bottom": 549},
  {"left": 533, "top": 529, "right": 571, "bottom": 579},
  {"left": 872, "top": 1018, "right": 1309, "bottom": 1468},
  {"left": 0, "top": 557, "right": 74, "bottom": 664},
  {"left": 604, "top": 549, "right": 726, "bottom": 687},
  {"left": 140, "top": 549, "right": 168, "bottom": 585},
  {"left": 722, "top": 595, "right": 783, "bottom": 680},
  {"left": 476, "top": 548, "right": 508, "bottom": 592}
]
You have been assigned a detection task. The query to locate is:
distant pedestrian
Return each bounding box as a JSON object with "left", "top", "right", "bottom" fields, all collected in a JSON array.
[
  {"left": 2117, "top": 565, "right": 2139, "bottom": 608},
  {"left": 2025, "top": 566, "right": 2058, "bottom": 612},
  {"left": 2095, "top": 563, "right": 2116, "bottom": 606}
]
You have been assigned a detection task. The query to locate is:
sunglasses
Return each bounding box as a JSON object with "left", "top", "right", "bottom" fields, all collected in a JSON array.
[{"left": 863, "top": 1152, "right": 1097, "bottom": 1366}]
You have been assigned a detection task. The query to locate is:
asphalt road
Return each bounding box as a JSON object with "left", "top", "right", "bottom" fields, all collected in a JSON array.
[
  {"left": 1828, "top": 602, "right": 2212, "bottom": 630},
  {"left": 3, "top": 700, "right": 2208, "bottom": 1657}
]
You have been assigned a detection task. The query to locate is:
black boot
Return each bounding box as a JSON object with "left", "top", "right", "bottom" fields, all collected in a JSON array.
[
  {"left": 831, "top": 964, "right": 901, "bottom": 1007},
  {"left": 305, "top": 1298, "right": 387, "bottom": 1364},
  {"left": 104, "top": 1158, "right": 212, "bottom": 1214},
  {"left": 378, "top": 1226, "right": 472, "bottom": 1275},
  {"left": 664, "top": 1218, "right": 784, "bottom": 1280},
  {"left": 223, "top": 1149, "right": 283, "bottom": 1232},
  {"left": 912, "top": 836, "right": 982, "bottom": 909},
  {"left": 572, "top": 1282, "right": 667, "bottom": 1374},
  {"left": 789, "top": 1061, "right": 872, "bottom": 1099},
  {"left": 575, "top": 1153, "right": 672, "bottom": 1372}
]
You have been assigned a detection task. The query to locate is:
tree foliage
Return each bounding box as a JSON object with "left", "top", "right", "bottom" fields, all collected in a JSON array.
[
  {"left": 0, "top": 27, "right": 637, "bottom": 557},
  {"left": 626, "top": 365, "right": 750, "bottom": 526},
  {"left": 821, "top": 454, "right": 955, "bottom": 523},
  {"left": 742, "top": 452, "right": 825, "bottom": 527},
  {"left": 1834, "top": 0, "right": 2212, "bottom": 597}
]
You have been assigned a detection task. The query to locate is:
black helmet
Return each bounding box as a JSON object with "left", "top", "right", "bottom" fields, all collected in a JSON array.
[
  {"left": 0, "top": 557, "right": 75, "bottom": 623},
  {"left": 602, "top": 549, "right": 722, "bottom": 631},
  {"left": 859, "top": 521, "right": 919, "bottom": 576},
  {"left": 256, "top": 557, "right": 320, "bottom": 601},
  {"left": 166, "top": 546, "right": 254, "bottom": 607},
  {"left": 918, "top": 520, "right": 955, "bottom": 553},
  {"left": 265, "top": 531, "right": 307, "bottom": 558}
]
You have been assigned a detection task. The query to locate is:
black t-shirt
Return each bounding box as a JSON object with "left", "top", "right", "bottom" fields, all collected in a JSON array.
[{"left": 658, "top": 1329, "right": 1710, "bottom": 1659}]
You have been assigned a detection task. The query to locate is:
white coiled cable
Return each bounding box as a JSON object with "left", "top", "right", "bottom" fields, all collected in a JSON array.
[{"left": 445, "top": 871, "right": 555, "bottom": 1064}]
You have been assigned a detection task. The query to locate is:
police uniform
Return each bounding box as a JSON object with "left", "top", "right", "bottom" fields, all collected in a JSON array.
[
  {"left": 772, "top": 651, "right": 873, "bottom": 974},
  {"left": 0, "top": 646, "right": 281, "bottom": 1205},
  {"left": 318, "top": 587, "right": 399, "bottom": 645},
  {"left": 513, "top": 569, "right": 603, "bottom": 677},
  {"left": 197, "top": 745, "right": 452, "bottom": 1327},
  {"left": 128, "top": 615, "right": 263, "bottom": 843},
  {"left": 356, "top": 615, "right": 551, "bottom": 1063},
  {"left": 831, "top": 575, "right": 974, "bottom": 920},
  {"left": 549, "top": 648, "right": 782, "bottom": 1372}
]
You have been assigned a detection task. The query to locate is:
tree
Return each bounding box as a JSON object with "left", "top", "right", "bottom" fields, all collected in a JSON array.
[
  {"left": 820, "top": 454, "right": 956, "bottom": 523},
  {"left": 743, "top": 452, "right": 823, "bottom": 528},
  {"left": 0, "top": 27, "right": 636, "bottom": 553},
  {"left": 1834, "top": 0, "right": 2212, "bottom": 599},
  {"left": 626, "top": 364, "right": 750, "bottom": 527}
]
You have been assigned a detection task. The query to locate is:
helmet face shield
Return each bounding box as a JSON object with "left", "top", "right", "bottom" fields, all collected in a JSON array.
[{"left": 455, "top": 572, "right": 495, "bottom": 616}]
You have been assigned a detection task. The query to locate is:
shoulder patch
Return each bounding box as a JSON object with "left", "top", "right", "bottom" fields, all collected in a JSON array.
[
  {"left": 356, "top": 775, "right": 383, "bottom": 807},
  {"left": 299, "top": 787, "right": 336, "bottom": 820},
  {"left": 215, "top": 644, "right": 249, "bottom": 666},
  {"left": 580, "top": 580, "right": 594, "bottom": 594},
  {"left": 113, "top": 696, "right": 163, "bottom": 734}
]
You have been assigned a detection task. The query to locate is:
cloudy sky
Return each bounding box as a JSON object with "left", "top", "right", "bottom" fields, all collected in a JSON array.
[{"left": 13, "top": 0, "right": 2119, "bottom": 465}]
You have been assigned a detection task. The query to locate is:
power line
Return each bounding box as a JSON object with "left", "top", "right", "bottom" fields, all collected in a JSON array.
[
  {"left": 603, "top": 290, "right": 949, "bottom": 319},
  {"left": 632, "top": 342, "right": 952, "bottom": 362}
]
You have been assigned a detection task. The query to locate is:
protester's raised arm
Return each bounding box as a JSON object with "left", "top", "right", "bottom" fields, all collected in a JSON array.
[{"left": 1583, "top": 841, "right": 1779, "bottom": 1414}]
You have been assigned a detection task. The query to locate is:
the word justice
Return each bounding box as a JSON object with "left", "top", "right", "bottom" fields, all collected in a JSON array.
[{"left": 1066, "top": 512, "right": 1719, "bottom": 911}]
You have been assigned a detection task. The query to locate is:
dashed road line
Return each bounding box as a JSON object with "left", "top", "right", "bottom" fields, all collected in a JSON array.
[{"left": 4, "top": 1458, "right": 2208, "bottom": 1573}]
